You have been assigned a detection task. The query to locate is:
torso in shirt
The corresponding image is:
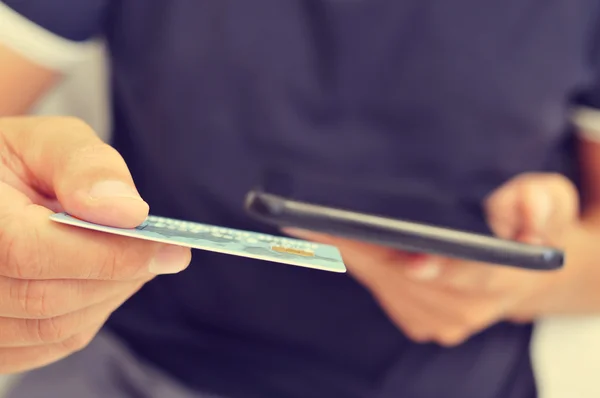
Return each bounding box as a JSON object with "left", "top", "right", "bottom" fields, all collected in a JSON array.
[{"left": 87, "top": 1, "right": 598, "bottom": 397}]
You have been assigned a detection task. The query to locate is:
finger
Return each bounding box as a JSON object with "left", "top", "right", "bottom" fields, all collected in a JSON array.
[
  {"left": 0, "top": 179, "right": 32, "bottom": 214},
  {"left": 284, "top": 229, "right": 452, "bottom": 288},
  {"left": 0, "top": 283, "right": 142, "bottom": 348},
  {"left": 400, "top": 254, "right": 446, "bottom": 281},
  {"left": 0, "top": 204, "right": 192, "bottom": 280},
  {"left": 283, "top": 229, "right": 404, "bottom": 263},
  {"left": 512, "top": 175, "right": 578, "bottom": 244},
  {"left": 411, "top": 257, "right": 494, "bottom": 290},
  {"left": 485, "top": 173, "right": 578, "bottom": 245},
  {"left": 533, "top": 176, "right": 578, "bottom": 243},
  {"left": 402, "top": 253, "right": 530, "bottom": 294},
  {"left": 0, "top": 323, "right": 103, "bottom": 374},
  {"left": 0, "top": 276, "right": 151, "bottom": 318},
  {"left": 387, "top": 249, "right": 484, "bottom": 291},
  {"left": 369, "top": 271, "right": 497, "bottom": 346},
  {"left": 391, "top": 280, "right": 510, "bottom": 346},
  {"left": 514, "top": 181, "right": 553, "bottom": 244},
  {"left": 377, "top": 292, "right": 439, "bottom": 344},
  {"left": 0, "top": 117, "right": 148, "bottom": 228},
  {"left": 283, "top": 228, "right": 403, "bottom": 282},
  {"left": 397, "top": 251, "right": 488, "bottom": 287},
  {"left": 485, "top": 181, "right": 520, "bottom": 239}
]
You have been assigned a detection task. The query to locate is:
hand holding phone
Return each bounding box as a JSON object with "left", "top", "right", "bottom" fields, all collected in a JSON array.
[
  {"left": 245, "top": 190, "right": 565, "bottom": 271},
  {"left": 246, "top": 172, "right": 580, "bottom": 346}
]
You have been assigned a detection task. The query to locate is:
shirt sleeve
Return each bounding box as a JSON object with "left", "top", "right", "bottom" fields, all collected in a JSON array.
[
  {"left": 572, "top": 106, "right": 600, "bottom": 143},
  {"left": 571, "top": 19, "right": 600, "bottom": 143},
  {"left": 0, "top": 0, "right": 110, "bottom": 71},
  {"left": 571, "top": 74, "right": 600, "bottom": 142}
]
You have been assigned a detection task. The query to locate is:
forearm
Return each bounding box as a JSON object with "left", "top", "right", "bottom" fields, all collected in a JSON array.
[
  {"left": 551, "top": 210, "right": 600, "bottom": 314},
  {"left": 540, "top": 129, "right": 600, "bottom": 314},
  {"left": 0, "top": 43, "right": 58, "bottom": 116}
]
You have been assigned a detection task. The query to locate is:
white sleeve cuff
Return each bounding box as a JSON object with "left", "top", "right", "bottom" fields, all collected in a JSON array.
[
  {"left": 532, "top": 317, "right": 600, "bottom": 398},
  {"left": 0, "top": 3, "right": 95, "bottom": 71},
  {"left": 572, "top": 106, "right": 600, "bottom": 143}
]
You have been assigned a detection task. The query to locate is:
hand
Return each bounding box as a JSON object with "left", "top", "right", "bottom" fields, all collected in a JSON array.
[
  {"left": 0, "top": 117, "right": 191, "bottom": 373},
  {"left": 286, "top": 173, "right": 579, "bottom": 347}
]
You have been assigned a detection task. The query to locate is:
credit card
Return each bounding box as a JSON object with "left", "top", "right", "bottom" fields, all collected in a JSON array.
[{"left": 50, "top": 213, "right": 346, "bottom": 273}]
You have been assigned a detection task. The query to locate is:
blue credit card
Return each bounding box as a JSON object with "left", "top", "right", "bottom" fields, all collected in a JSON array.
[{"left": 50, "top": 213, "right": 346, "bottom": 273}]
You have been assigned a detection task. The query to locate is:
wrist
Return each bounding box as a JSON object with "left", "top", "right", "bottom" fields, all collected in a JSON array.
[{"left": 531, "top": 219, "right": 600, "bottom": 317}]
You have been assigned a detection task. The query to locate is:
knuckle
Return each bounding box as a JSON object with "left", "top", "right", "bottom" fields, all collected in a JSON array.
[
  {"left": 27, "top": 316, "right": 71, "bottom": 344},
  {"left": 97, "top": 241, "right": 153, "bottom": 280},
  {"left": 0, "top": 213, "right": 44, "bottom": 279},
  {"left": 456, "top": 310, "right": 490, "bottom": 332},
  {"left": 44, "top": 116, "right": 88, "bottom": 129},
  {"left": 59, "top": 330, "right": 95, "bottom": 353},
  {"left": 37, "top": 117, "right": 93, "bottom": 140},
  {"left": 544, "top": 172, "right": 571, "bottom": 185},
  {"left": 0, "top": 222, "right": 21, "bottom": 276},
  {"left": 520, "top": 173, "right": 576, "bottom": 195},
  {"left": 12, "top": 280, "right": 57, "bottom": 318},
  {"left": 437, "top": 329, "right": 471, "bottom": 347},
  {"left": 66, "top": 141, "right": 122, "bottom": 170},
  {"left": 454, "top": 304, "right": 499, "bottom": 335},
  {"left": 484, "top": 189, "right": 503, "bottom": 207},
  {"left": 405, "top": 329, "right": 431, "bottom": 344},
  {"left": 58, "top": 143, "right": 124, "bottom": 183},
  {"left": 96, "top": 247, "right": 122, "bottom": 280},
  {"left": 515, "top": 172, "right": 553, "bottom": 184}
]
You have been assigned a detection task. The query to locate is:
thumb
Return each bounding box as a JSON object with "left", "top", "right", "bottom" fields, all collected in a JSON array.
[
  {"left": 485, "top": 173, "right": 578, "bottom": 245},
  {"left": 1, "top": 117, "right": 148, "bottom": 228},
  {"left": 484, "top": 181, "right": 521, "bottom": 240},
  {"left": 485, "top": 177, "right": 552, "bottom": 243}
]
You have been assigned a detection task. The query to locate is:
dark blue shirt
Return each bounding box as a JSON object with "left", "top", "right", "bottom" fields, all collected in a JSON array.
[{"left": 7, "top": 1, "right": 600, "bottom": 397}]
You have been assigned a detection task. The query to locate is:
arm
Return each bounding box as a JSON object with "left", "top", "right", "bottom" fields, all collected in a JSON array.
[
  {"left": 0, "top": 42, "right": 58, "bottom": 115},
  {"left": 0, "top": 1, "right": 108, "bottom": 115},
  {"left": 548, "top": 125, "right": 600, "bottom": 315}
]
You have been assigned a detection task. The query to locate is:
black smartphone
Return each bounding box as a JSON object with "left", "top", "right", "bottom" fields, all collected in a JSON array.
[{"left": 244, "top": 190, "right": 564, "bottom": 271}]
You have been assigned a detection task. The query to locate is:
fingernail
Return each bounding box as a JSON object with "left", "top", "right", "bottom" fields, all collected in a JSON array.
[
  {"left": 149, "top": 245, "right": 191, "bottom": 275},
  {"left": 406, "top": 260, "right": 441, "bottom": 281},
  {"left": 89, "top": 180, "right": 143, "bottom": 201}
]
